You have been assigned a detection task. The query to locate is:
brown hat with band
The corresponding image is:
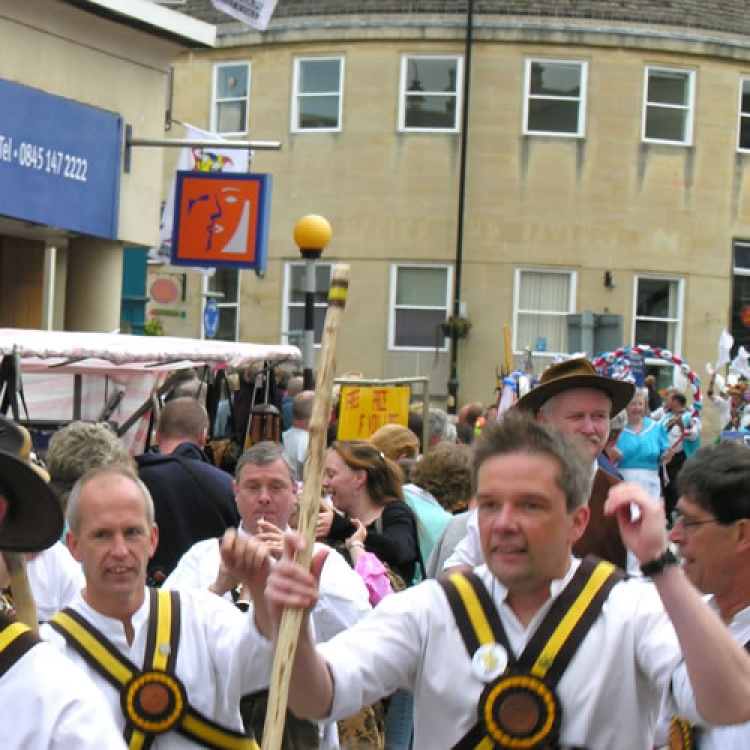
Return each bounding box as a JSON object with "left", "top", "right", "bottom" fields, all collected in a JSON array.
[
  {"left": 516, "top": 357, "right": 635, "bottom": 417},
  {"left": 0, "top": 416, "right": 63, "bottom": 552}
]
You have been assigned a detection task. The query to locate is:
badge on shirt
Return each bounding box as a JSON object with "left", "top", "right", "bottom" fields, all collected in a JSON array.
[{"left": 472, "top": 643, "right": 508, "bottom": 682}]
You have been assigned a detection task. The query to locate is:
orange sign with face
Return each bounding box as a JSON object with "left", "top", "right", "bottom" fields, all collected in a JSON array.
[{"left": 171, "top": 172, "right": 271, "bottom": 269}]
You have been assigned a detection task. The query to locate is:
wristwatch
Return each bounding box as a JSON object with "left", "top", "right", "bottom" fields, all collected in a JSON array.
[{"left": 640, "top": 548, "right": 679, "bottom": 578}]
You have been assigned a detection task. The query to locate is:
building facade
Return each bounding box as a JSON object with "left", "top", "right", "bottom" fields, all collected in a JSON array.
[
  {"left": 0, "top": 0, "right": 213, "bottom": 333},
  {"left": 154, "top": 0, "right": 750, "bottom": 432}
]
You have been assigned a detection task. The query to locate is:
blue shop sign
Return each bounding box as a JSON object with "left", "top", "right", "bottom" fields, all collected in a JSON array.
[{"left": 0, "top": 78, "right": 122, "bottom": 239}]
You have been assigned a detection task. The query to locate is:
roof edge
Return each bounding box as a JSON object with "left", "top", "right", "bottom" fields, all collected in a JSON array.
[{"left": 61, "top": 0, "right": 216, "bottom": 48}]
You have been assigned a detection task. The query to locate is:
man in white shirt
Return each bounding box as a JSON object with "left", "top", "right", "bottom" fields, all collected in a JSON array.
[
  {"left": 164, "top": 441, "right": 370, "bottom": 749},
  {"left": 659, "top": 440, "right": 750, "bottom": 748},
  {"left": 0, "top": 449, "right": 126, "bottom": 749},
  {"left": 264, "top": 412, "right": 750, "bottom": 750},
  {"left": 42, "top": 462, "right": 275, "bottom": 749}
]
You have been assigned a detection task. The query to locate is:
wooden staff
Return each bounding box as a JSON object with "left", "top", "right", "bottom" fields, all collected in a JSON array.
[
  {"left": 503, "top": 323, "right": 513, "bottom": 375},
  {"left": 3, "top": 552, "right": 39, "bottom": 634},
  {"left": 262, "top": 263, "right": 351, "bottom": 750}
]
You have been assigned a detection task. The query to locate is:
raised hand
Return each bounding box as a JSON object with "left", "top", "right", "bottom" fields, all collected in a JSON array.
[{"left": 604, "top": 482, "right": 669, "bottom": 565}]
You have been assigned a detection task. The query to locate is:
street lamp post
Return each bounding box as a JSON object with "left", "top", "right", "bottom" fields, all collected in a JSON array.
[{"left": 293, "top": 215, "right": 332, "bottom": 391}]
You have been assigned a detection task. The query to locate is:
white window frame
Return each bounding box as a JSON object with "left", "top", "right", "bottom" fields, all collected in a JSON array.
[
  {"left": 641, "top": 66, "right": 695, "bottom": 146},
  {"left": 513, "top": 268, "right": 577, "bottom": 357},
  {"left": 398, "top": 55, "right": 463, "bottom": 133},
  {"left": 291, "top": 56, "right": 344, "bottom": 133},
  {"left": 281, "top": 261, "right": 333, "bottom": 347},
  {"left": 631, "top": 275, "right": 684, "bottom": 354},
  {"left": 388, "top": 263, "right": 453, "bottom": 351},
  {"left": 201, "top": 269, "right": 241, "bottom": 341},
  {"left": 737, "top": 77, "right": 750, "bottom": 153},
  {"left": 522, "top": 59, "right": 588, "bottom": 138},
  {"left": 210, "top": 61, "right": 251, "bottom": 136}
]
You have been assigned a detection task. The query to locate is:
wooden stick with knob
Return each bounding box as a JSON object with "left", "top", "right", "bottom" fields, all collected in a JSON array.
[{"left": 261, "top": 263, "right": 350, "bottom": 750}]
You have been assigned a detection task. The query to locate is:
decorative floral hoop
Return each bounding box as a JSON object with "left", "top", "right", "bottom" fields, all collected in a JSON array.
[{"left": 592, "top": 345, "right": 702, "bottom": 421}]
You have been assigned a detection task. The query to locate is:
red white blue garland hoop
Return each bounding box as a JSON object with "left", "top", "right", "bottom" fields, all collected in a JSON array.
[{"left": 592, "top": 346, "right": 702, "bottom": 421}]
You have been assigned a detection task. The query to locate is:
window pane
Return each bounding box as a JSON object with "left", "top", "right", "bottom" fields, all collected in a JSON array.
[
  {"left": 734, "top": 244, "right": 750, "bottom": 270},
  {"left": 289, "top": 265, "right": 331, "bottom": 304},
  {"left": 529, "top": 62, "right": 581, "bottom": 97},
  {"left": 405, "top": 95, "right": 457, "bottom": 129},
  {"left": 519, "top": 272, "right": 570, "bottom": 312},
  {"left": 527, "top": 99, "right": 580, "bottom": 134},
  {"left": 645, "top": 107, "right": 685, "bottom": 142},
  {"left": 208, "top": 268, "right": 239, "bottom": 303},
  {"left": 216, "top": 102, "right": 245, "bottom": 133},
  {"left": 740, "top": 118, "right": 750, "bottom": 151},
  {"left": 395, "top": 309, "right": 446, "bottom": 347},
  {"left": 396, "top": 267, "right": 447, "bottom": 306},
  {"left": 648, "top": 72, "right": 688, "bottom": 106},
  {"left": 299, "top": 97, "right": 340, "bottom": 129},
  {"left": 517, "top": 312, "right": 568, "bottom": 353},
  {"left": 217, "top": 66, "right": 248, "bottom": 99},
  {"left": 637, "top": 279, "right": 675, "bottom": 318},
  {"left": 731, "top": 274, "right": 750, "bottom": 352},
  {"left": 289, "top": 307, "right": 327, "bottom": 344},
  {"left": 635, "top": 319, "right": 672, "bottom": 350},
  {"left": 299, "top": 60, "right": 340, "bottom": 94},
  {"left": 406, "top": 58, "right": 458, "bottom": 95},
  {"left": 215, "top": 309, "right": 237, "bottom": 342}
]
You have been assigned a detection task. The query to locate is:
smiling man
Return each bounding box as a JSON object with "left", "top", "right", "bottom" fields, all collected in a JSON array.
[
  {"left": 445, "top": 357, "right": 635, "bottom": 573},
  {"left": 660, "top": 440, "right": 750, "bottom": 748},
  {"left": 263, "top": 413, "right": 750, "bottom": 749},
  {"left": 41, "top": 463, "right": 276, "bottom": 750},
  {"left": 0, "top": 450, "right": 127, "bottom": 750}
]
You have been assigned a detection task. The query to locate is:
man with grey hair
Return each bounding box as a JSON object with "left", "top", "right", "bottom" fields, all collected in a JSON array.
[
  {"left": 164, "top": 441, "right": 370, "bottom": 749},
  {"left": 264, "top": 411, "right": 750, "bottom": 749},
  {"left": 445, "top": 358, "right": 635, "bottom": 572},
  {"left": 46, "top": 420, "right": 132, "bottom": 514},
  {"left": 428, "top": 407, "right": 454, "bottom": 448},
  {"left": 136, "top": 396, "right": 240, "bottom": 584},
  {"left": 42, "top": 462, "right": 275, "bottom": 749}
]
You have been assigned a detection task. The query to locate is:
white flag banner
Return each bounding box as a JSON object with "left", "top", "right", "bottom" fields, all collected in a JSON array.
[
  {"left": 209, "top": 0, "right": 279, "bottom": 30},
  {"left": 148, "top": 124, "right": 251, "bottom": 265}
]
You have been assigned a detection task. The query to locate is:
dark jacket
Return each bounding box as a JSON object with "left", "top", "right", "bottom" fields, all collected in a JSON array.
[
  {"left": 136, "top": 442, "right": 240, "bottom": 583},
  {"left": 573, "top": 468, "right": 627, "bottom": 571},
  {"left": 328, "top": 500, "right": 420, "bottom": 584}
]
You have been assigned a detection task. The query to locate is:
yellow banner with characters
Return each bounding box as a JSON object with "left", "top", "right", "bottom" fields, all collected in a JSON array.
[{"left": 337, "top": 386, "right": 410, "bottom": 440}]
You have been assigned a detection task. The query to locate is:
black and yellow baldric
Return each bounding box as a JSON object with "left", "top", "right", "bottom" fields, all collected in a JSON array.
[
  {"left": 440, "top": 556, "right": 623, "bottom": 750},
  {"left": 668, "top": 716, "right": 695, "bottom": 750},
  {"left": 0, "top": 613, "right": 39, "bottom": 678},
  {"left": 49, "top": 588, "right": 258, "bottom": 750}
]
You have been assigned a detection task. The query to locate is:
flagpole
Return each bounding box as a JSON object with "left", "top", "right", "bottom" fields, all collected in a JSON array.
[{"left": 127, "top": 138, "right": 281, "bottom": 150}]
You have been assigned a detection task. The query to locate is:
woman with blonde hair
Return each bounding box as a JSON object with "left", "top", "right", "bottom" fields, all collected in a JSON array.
[{"left": 369, "top": 423, "right": 420, "bottom": 461}]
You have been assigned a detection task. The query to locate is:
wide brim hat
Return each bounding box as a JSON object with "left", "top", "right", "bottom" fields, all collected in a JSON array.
[
  {"left": 515, "top": 357, "right": 635, "bottom": 417},
  {"left": 0, "top": 450, "right": 63, "bottom": 553}
]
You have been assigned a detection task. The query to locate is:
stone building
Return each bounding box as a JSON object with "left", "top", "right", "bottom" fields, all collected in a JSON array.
[{"left": 153, "top": 0, "right": 750, "bottom": 429}]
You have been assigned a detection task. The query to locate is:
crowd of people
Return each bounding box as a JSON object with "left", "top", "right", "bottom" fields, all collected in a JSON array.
[{"left": 2, "top": 359, "right": 750, "bottom": 749}]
